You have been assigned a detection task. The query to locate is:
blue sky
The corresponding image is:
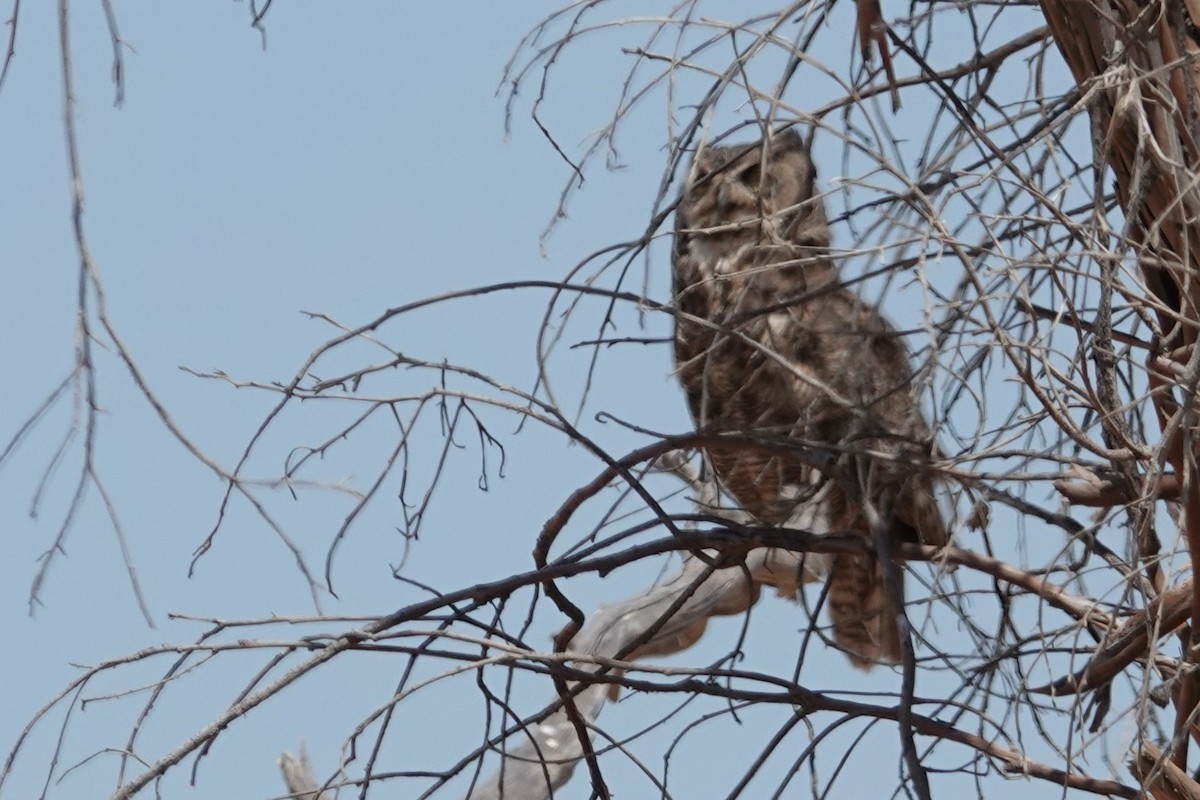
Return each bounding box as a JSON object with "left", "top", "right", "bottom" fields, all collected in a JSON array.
[
  {"left": 0, "top": 3, "right": 1119, "bottom": 799},
  {"left": 0, "top": 4, "right": 758, "bottom": 798}
]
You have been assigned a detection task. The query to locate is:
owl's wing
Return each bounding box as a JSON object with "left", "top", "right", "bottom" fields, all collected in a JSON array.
[
  {"left": 779, "top": 294, "right": 945, "bottom": 667},
  {"left": 799, "top": 294, "right": 949, "bottom": 548}
]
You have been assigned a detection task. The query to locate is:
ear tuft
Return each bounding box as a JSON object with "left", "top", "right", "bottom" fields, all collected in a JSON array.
[{"left": 774, "top": 127, "right": 805, "bottom": 150}]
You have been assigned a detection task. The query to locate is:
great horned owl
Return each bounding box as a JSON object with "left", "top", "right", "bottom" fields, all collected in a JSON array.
[{"left": 672, "top": 127, "right": 947, "bottom": 668}]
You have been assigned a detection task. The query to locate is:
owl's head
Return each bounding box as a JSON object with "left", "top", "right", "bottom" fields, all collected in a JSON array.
[{"left": 677, "top": 127, "right": 828, "bottom": 252}]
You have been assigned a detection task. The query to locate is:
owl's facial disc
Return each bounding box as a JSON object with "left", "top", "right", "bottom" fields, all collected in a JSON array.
[{"left": 685, "top": 158, "right": 767, "bottom": 227}]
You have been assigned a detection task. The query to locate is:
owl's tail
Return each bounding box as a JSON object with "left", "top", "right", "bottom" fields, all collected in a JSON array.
[{"left": 826, "top": 551, "right": 903, "bottom": 668}]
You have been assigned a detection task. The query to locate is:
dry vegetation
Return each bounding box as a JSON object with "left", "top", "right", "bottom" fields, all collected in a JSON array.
[{"left": 8, "top": 1, "right": 1200, "bottom": 798}]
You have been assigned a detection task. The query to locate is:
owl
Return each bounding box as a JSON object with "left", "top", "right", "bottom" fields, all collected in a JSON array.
[{"left": 672, "top": 127, "right": 947, "bottom": 668}]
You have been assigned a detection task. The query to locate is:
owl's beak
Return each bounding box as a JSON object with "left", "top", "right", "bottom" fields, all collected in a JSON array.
[{"left": 715, "top": 180, "right": 733, "bottom": 212}]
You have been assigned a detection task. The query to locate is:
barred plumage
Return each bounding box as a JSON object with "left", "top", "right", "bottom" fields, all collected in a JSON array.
[{"left": 671, "top": 128, "right": 946, "bottom": 667}]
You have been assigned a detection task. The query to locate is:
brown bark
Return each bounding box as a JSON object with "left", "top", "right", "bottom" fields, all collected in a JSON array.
[{"left": 1040, "top": 0, "right": 1200, "bottom": 784}]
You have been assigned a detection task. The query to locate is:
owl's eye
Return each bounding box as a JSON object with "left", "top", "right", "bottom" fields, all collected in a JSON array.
[{"left": 741, "top": 164, "right": 762, "bottom": 192}]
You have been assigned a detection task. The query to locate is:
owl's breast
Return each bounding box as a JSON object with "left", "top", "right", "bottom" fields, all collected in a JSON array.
[{"left": 685, "top": 238, "right": 754, "bottom": 281}]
